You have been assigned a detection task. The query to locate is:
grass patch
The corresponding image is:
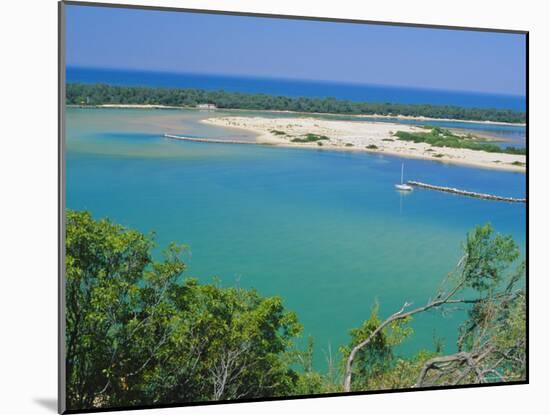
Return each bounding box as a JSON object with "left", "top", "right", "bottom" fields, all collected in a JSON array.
[
  {"left": 317, "top": 141, "right": 324, "bottom": 146},
  {"left": 382, "top": 138, "right": 394, "bottom": 142},
  {"left": 345, "top": 143, "right": 354, "bottom": 147},
  {"left": 270, "top": 129, "right": 288, "bottom": 136},
  {"left": 291, "top": 133, "right": 330, "bottom": 143},
  {"left": 366, "top": 144, "right": 378, "bottom": 150},
  {"left": 511, "top": 161, "right": 526, "bottom": 167},
  {"left": 394, "top": 127, "right": 526, "bottom": 155},
  {"left": 433, "top": 153, "right": 445, "bottom": 158}
]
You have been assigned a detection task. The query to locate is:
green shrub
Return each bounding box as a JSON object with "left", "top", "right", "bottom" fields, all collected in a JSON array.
[
  {"left": 291, "top": 133, "right": 330, "bottom": 143},
  {"left": 394, "top": 128, "right": 526, "bottom": 155}
]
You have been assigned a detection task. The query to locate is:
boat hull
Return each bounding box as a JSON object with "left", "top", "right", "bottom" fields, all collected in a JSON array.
[{"left": 395, "top": 184, "right": 413, "bottom": 191}]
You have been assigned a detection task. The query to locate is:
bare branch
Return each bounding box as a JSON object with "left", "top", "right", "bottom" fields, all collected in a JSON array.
[{"left": 343, "top": 257, "right": 470, "bottom": 392}]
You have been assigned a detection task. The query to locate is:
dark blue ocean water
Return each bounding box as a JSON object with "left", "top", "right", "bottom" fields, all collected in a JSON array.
[{"left": 67, "top": 66, "right": 526, "bottom": 111}]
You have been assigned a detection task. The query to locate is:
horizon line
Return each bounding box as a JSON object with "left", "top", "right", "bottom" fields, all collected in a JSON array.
[{"left": 66, "top": 65, "right": 527, "bottom": 99}]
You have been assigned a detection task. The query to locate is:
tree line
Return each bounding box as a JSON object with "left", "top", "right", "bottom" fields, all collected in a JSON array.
[
  {"left": 66, "top": 83, "right": 526, "bottom": 123},
  {"left": 65, "top": 210, "right": 526, "bottom": 411}
]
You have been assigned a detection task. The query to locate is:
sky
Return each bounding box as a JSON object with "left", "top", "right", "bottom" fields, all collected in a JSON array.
[{"left": 65, "top": 4, "right": 526, "bottom": 96}]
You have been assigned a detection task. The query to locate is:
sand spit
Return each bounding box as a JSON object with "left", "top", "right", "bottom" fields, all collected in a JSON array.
[{"left": 201, "top": 116, "right": 526, "bottom": 172}]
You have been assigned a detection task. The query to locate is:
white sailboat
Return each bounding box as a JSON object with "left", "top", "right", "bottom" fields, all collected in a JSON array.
[{"left": 395, "top": 163, "right": 413, "bottom": 191}]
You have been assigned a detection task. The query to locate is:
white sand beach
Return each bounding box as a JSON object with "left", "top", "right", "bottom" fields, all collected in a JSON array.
[
  {"left": 202, "top": 116, "right": 526, "bottom": 172},
  {"left": 98, "top": 104, "right": 183, "bottom": 109}
]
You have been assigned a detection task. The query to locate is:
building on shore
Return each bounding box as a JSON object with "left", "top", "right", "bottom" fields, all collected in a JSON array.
[{"left": 196, "top": 103, "right": 217, "bottom": 110}]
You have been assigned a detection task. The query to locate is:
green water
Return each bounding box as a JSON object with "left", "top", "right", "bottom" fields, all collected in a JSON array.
[{"left": 66, "top": 108, "right": 526, "bottom": 370}]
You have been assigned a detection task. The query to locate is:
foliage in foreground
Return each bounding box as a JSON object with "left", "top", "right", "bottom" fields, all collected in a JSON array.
[
  {"left": 65, "top": 211, "right": 526, "bottom": 410},
  {"left": 342, "top": 224, "right": 526, "bottom": 391},
  {"left": 395, "top": 127, "right": 526, "bottom": 155},
  {"left": 66, "top": 210, "right": 301, "bottom": 410},
  {"left": 66, "top": 83, "right": 526, "bottom": 123}
]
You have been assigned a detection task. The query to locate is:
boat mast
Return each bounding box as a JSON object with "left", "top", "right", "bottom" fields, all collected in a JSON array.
[{"left": 401, "top": 163, "right": 404, "bottom": 184}]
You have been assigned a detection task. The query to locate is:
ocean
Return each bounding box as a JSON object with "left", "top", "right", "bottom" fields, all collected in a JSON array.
[
  {"left": 67, "top": 66, "right": 526, "bottom": 112},
  {"left": 65, "top": 107, "right": 526, "bottom": 370}
]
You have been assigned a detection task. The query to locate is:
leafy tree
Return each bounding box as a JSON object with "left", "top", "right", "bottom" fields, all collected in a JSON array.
[
  {"left": 339, "top": 304, "right": 412, "bottom": 391},
  {"left": 65, "top": 210, "right": 301, "bottom": 410},
  {"left": 65, "top": 211, "right": 526, "bottom": 409},
  {"left": 343, "top": 224, "right": 526, "bottom": 391}
]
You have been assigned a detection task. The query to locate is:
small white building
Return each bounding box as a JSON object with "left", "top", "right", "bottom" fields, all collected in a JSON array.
[{"left": 196, "top": 103, "right": 217, "bottom": 110}]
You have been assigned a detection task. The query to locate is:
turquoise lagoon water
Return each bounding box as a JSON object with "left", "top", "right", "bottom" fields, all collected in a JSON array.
[{"left": 66, "top": 108, "right": 526, "bottom": 369}]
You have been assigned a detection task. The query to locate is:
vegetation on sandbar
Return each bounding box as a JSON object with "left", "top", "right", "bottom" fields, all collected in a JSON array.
[
  {"left": 395, "top": 127, "right": 526, "bottom": 155},
  {"left": 291, "top": 133, "right": 330, "bottom": 143},
  {"left": 270, "top": 129, "right": 288, "bottom": 136},
  {"left": 66, "top": 83, "right": 526, "bottom": 123}
]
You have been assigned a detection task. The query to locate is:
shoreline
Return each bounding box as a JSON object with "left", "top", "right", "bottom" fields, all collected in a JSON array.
[
  {"left": 227, "top": 108, "right": 527, "bottom": 127},
  {"left": 93, "top": 104, "right": 183, "bottom": 109},
  {"left": 166, "top": 132, "right": 525, "bottom": 173},
  {"left": 200, "top": 116, "right": 526, "bottom": 173},
  {"left": 67, "top": 104, "right": 526, "bottom": 127}
]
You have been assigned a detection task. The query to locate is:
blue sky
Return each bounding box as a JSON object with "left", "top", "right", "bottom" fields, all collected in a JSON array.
[{"left": 66, "top": 5, "right": 526, "bottom": 95}]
